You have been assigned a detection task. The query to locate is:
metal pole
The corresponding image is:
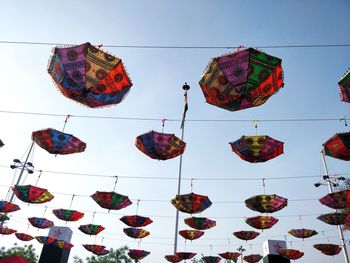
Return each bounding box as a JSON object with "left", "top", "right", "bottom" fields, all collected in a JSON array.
[{"left": 321, "top": 151, "right": 350, "bottom": 263}]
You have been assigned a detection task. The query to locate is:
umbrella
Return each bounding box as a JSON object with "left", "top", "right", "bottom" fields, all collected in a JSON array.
[
  {"left": 339, "top": 69, "right": 350, "bottom": 102},
  {"left": 32, "top": 128, "right": 86, "bottom": 155},
  {"left": 323, "top": 132, "right": 350, "bottom": 160},
  {"left": 202, "top": 256, "right": 221, "bottom": 263},
  {"left": 78, "top": 224, "right": 105, "bottom": 235},
  {"left": 278, "top": 249, "right": 304, "bottom": 260},
  {"left": 171, "top": 192, "right": 212, "bottom": 214},
  {"left": 128, "top": 249, "right": 150, "bottom": 261},
  {"left": 56, "top": 240, "right": 74, "bottom": 250},
  {"left": 0, "top": 227, "right": 16, "bottom": 235},
  {"left": 317, "top": 213, "right": 350, "bottom": 225},
  {"left": 120, "top": 215, "right": 153, "bottom": 227},
  {"left": 0, "top": 213, "right": 9, "bottom": 222},
  {"left": 28, "top": 217, "right": 54, "bottom": 229},
  {"left": 243, "top": 254, "right": 262, "bottom": 263},
  {"left": 82, "top": 244, "right": 109, "bottom": 256},
  {"left": 288, "top": 228, "right": 318, "bottom": 239},
  {"left": 179, "top": 229, "right": 204, "bottom": 240},
  {"left": 218, "top": 252, "right": 241, "bottom": 261},
  {"left": 0, "top": 140, "right": 3, "bottom": 148},
  {"left": 313, "top": 244, "right": 342, "bottom": 256},
  {"left": 35, "top": 236, "right": 57, "bottom": 245},
  {"left": 0, "top": 201, "right": 20, "bottom": 213},
  {"left": 245, "top": 216, "right": 279, "bottom": 230},
  {"left": 12, "top": 185, "right": 54, "bottom": 204},
  {"left": 53, "top": 209, "right": 84, "bottom": 222},
  {"left": 123, "top": 228, "right": 150, "bottom": 239},
  {"left": 91, "top": 191, "right": 132, "bottom": 210},
  {"left": 199, "top": 48, "right": 283, "bottom": 112},
  {"left": 230, "top": 135, "right": 284, "bottom": 163},
  {"left": 233, "top": 230, "right": 260, "bottom": 241},
  {"left": 319, "top": 189, "right": 350, "bottom": 209},
  {"left": 135, "top": 131, "right": 186, "bottom": 160},
  {"left": 48, "top": 42, "right": 132, "bottom": 108},
  {"left": 0, "top": 256, "right": 28, "bottom": 263},
  {"left": 175, "top": 252, "right": 196, "bottom": 260},
  {"left": 15, "top": 233, "right": 34, "bottom": 241},
  {"left": 164, "top": 255, "right": 182, "bottom": 263},
  {"left": 184, "top": 217, "right": 216, "bottom": 230},
  {"left": 245, "top": 194, "right": 287, "bottom": 213}
]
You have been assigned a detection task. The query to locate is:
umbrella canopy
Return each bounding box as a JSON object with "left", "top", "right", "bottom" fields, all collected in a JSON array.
[
  {"left": 323, "top": 132, "right": 350, "bottom": 160},
  {"left": 128, "top": 249, "right": 150, "bottom": 261},
  {"left": 32, "top": 128, "right": 86, "bottom": 155},
  {"left": 184, "top": 217, "right": 216, "bottom": 230},
  {"left": 199, "top": 48, "right": 284, "bottom": 112},
  {"left": 123, "top": 228, "right": 150, "bottom": 239},
  {"left": 35, "top": 236, "right": 57, "bottom": 245},
  {"left": 28, "top": 217, "right": 54, "bottom": 229},
  {"left": 78, "top": 224, "right": 105, "bottom": 235},
  {"left": 202, "top": 256, "right": 221, "bottom": 263},
  {"left": 317, "top": 213, "right": 350, "bottom": 225},
  {"left": 0, "top": 201, "right": 20, "bottom": 213},
  {"left": 243, "top": 254, "right": 263, "bottom": 263},
  {"left": 179, "top": 229, "right": 204, "bottom": 240},
  {"left": 91, "top": 191, "right": 132, "bottom": 210},
  {"left": 55, "top": 240, "right": 74, "bottom": 250},
  {"left": 288, "top": 228, "right": 318, "bottom": 239},
  {"left": 15, "top": 233, "right": 34, "bottom": 241},
  {"left": 278, "top": 249, "right": 304, "bottom": 260},
  {"left": 0, "top": 256, "right": 28, "bottom": 263},
  {"left": 233, "top": 230, "right": 260, "bottom": 241},
  {"left": 171, "top": 192, "right": 212, "bottom": 214},
  {"left": 175, "top": 252, "right": 196, "bottom": 260},
  {"left": 245, "top": 194, "right": 287, "bottom": 213},
  {"left": 319, "top": 189, "right": 350, "bottom": 209},
  {"left": 164, "top": 255, "right": 182, "bottom": 263},
  {"left": 313, "top": 244, "right": 342, "bottom": 256},
  {"left": 230, "top": 135, "right": 284, "bottom": 163},
  {"left": 53, "top": 209, "right": 84, "bottom": 222},
  {"left": 339, "top": 69, "right": 350, "bottom": 102},
  {"left": 120, "top": 215, "right": 153, "bottom": 227},
  {"left": 135, "top": 131, "right": 186, "bottom": 160},
  {"left": 12, "top": 185, "right": 54, "bottom": 204},
  {"left": 0, "top": 213, "right": 10, "bottom": 222},
  {"left": 0, "top": 227, "right": 16, "bottom": 235},
  {"left": 245, "top": 216, "right": 279, "bottom": 230},
  {"left": 82, "top": 244, "right": 109, "bottom": 255},
  {"left": 48, "top": 42, "right": 132, "bottom": 108},
  {"left": 218, "top": 252, "right": 241, "bottom": 261}
]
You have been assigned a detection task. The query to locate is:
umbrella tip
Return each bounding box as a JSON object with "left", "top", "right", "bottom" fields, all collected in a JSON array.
[{"left": 182, "top": 82, "right": 190, "bottom": 91}]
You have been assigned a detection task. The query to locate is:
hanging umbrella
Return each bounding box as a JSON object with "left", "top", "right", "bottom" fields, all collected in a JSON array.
[
  {"left": 135, "top": 131, "right": 186, "bottom": 160},
  {"left": 323, "top": 132, "right": 350, "bottom": 161},
  {"left": 184, "top": 217, "right": 216, "bottom": 230},
  {"left": 243, "top": 254, "right": 262, "bottom": 263},
  {"left": 164, "top": 255, "right": 182, "bottom": 263},
  {"left": 199, "top": 48, "right": 283, "bottom": 112},
  {"left": 218, "top": 252, "right": 241, "bottom": 261},
  {"left": 233, "top": 230, "right": 260, "bottom": 241},
  {"left": 0, "top": 213, "right": 9, "bottom": 222},
  {"left": 15, "top": 233, "right": 34, "bottom": 241},
  {"left": 245, "top": 216, "right": 279, "bottom": 230},
  {"left": 245, "top": 194, "right": 287, "bottom": 213},
  {"left": 175, "top": 252, "right": 196, "bottom": 260},
  {"left": 78, "top": 224, "right": 105, "bottom": 235},
  {"left": 317, "top": 213, "right": 350, "bottom": 225},
  {"left": 120, "top": 215, "right": 153, "bottom": 227},
  {"left": 202, "top": 256, "right": 221, "bottom": 263},
  {"left": 171, "top": 192, "right": 212, "bottom": 214},
  {"left": 28, "top": 217, "right": 54, "bottom": 229},
  {"left": 48, "top": 42, "right": 132, "bottom": 108},
  {"left": 0, "top": 139, "right": 4, "bottom": 148},
  {"left": 338, "top": 69, "right": 350, "bottom": 102},
  {"left": 35, "top": 236, "right": 57, "bottom": 245},
  {"left": 278, "top": 249, "right": 304, "bottom": 260},
  {"left": 230, "top": 135, "right": 284, "bottom": 163},
  {"left": 319, "top": 189, "right": 350, "bottom": 209},
  {"left": 82, "top": 244, "right": 109, "bottom": 256},
  {"left": 91, "top": 191, "right": 132, "bottom": 210},
  {"left": 55, "top": 240, "right": 74, "bottom": 250},
  {"left": 288, "top": 228, "right": 318, "bottom": 239},
  {"left": 0, "top": 201, "right": 20, "bottom": 213},
  {"left": 0, "top": 227, "right": 16, "bottom": 235},
  {"left": 313, "top": 244, "right": 342, "bottom": 256},
  {"left": 32, "top": 128, "right": 86, "bottom": 155},
  {"left": 53, "top": 209, "right": 84, "bottom": 222},
  {"left": 12, "top": 185, "right": 54, "bottom": 204},
  {"left": 123, "top": 228, "right": 150, "bottom": 239},
  {"left": 179, "top": 229, "right": 204, "bottom": 240},
  {"left": 128, "top": 249, "right": 150, "bottom": 261}
]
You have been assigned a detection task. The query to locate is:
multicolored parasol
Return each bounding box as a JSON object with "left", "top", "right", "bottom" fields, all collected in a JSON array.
[
  {"left": 56, "top": 240, "right": 74, "bottom": 250},
  {"left": 176, "top": 252, "right": 196, "bottom": 260},
  {"left": 78, "top": 224, "right": 105, "bottom": 236},
  {"left": 323, "top": 132, "right": 350, "bottom": 161},
  {"left": 83, "top": 244, "right": 109, "bottom": 256},
  {"left": 288, "top": 228, "right": 318, "bottom": 239},
  {"left": 28, "top": 217, "right": 54, "bottom": 229},
  {"left": 171, "top": 192, "right": 212, "bottom": 214},
  {"left": 48, "top": 42, "right": 132, "bottom": 108},
  {"left": 120, "top": 215, "right": 153, "bottom": 227},
  {"left": 12, "top": 185, "right": 54, "bottom": 204},
  {"left": 184, "top": 217, "right": 216, "bottom": 230},
  {"left": 339, "top": 69, "right": 350, "bottom": 103},
  {"left": 199, "top": 48, "right": 284, "bottom": 112},
  {"left": 0, "top": 201, "right": 20, "bottom": 213},
  {"left": 230, "top": 135, "right": 284, "bottom": 163},
  {"left": 218, "top": 252, "right": 241, "bottom": 261},
  {"left": 245, "top": 216, "right": 279, "bottom": 230},
  {"left": 179, "top": 229, "right": 204, "bottom": 240},
  {"left": 233, "top": 230, "right": 260, "bottom": 241},
  {"left": 123, "top": 228, "right": 150, "bottom": 239},
  {"left": 243, "top": 254, "right": 262, "bottom": 263},
  {"left": 202, "top": 256, "right": 222, "bottom": 263},
  {"left": 278, "top": 249, "right": 304, "bottom": 260},
  {"left": 15, "top": 233, "right": 34, "bottom": 241},
  {"left": 0, "top": 213, "right": 9, "bottom": 222},
  {"left": 317, "top": 213, "right": 350, "bottom": 225},
  {"left": 313, "top": 244, "right": 342, "bottom": 256},
  {"left": 319, "top": 189, "right": 350, "bottom": 209},
  {"left": 32, "top": 128, "right": 86, "bottom": 155},
  {"left": 135, "top": 131, "right": 186, "bottom": 160},
  {"left": 35, "top": 236, "right": 57, "bottom": 245},
  {"left": 0, "top": 227, "right": 16, "bottom": 235},
  {"left": 91, "top": 191, "right": 132, "bottom": 210},
  {"left": 245, "top": 194, "right": 287, "bottom": 213},
  {"left": 164, "top": 255, "right": 182, "bottom": 263},
  {"left": 128, "top": 249, "right": 150, "bottom": 261},
  {"left": 53, "top": 209, "right": 84, "bottom": 222}
]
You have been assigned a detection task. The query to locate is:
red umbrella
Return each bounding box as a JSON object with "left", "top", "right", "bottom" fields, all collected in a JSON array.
[
  {"left": 128, "top": 249, "right": 150, "bottom": 261},
  {"left": 245, "top": 194, "right": 287, "bottom": 213},
  {"left": 179, "top": 229, "right": 204, "bottom": 240},
  {"left": 245, "top": 216, "right": 278, "bottom": 230},
  {"left": 323, "top": 132, "right": 350, "bottom": 160},
  {"left": 78, "top": 224, "right": 105, "bottom": 235},
  {"left": 28, "top": 217, "right": 54, "bottom": 229},
  {"left": 123, "top": 228, "right": 150, "bottom": 239},
  {"left": 0, "top": 201, "right": 20, "bottom": 213},
  {"left": 219, "top": 252, "right": 241, "bottom": 261},
  {"left": 313, "top": 244, "right": 342, "bottom": 256},
  {"left": 233, "top": 230, "right": 260, "bottom": 241},
  {"left": 202, "top": 256, "right": 221, "bottom": 263},
  {"left": 164, "top": 255, "right": 182, "bottom": 263},
  {"left": 171, "top": 192, "right": 212, "bottom": 214},
  {"left": 0, "top": 227, "right": 16, "bottom": 235},
  {"left": 288, "top": 228, "right": 318, "bottom": 239},
  {"left": 82, "top": 244, "right": 109, "bottom": 256},
  {"left": 15, "top": 233, "right": 34, "bottom": 241},
  {"left": 319, "top": 189, "right": 350, "bottom": 209},
  {"left": 278, "top": 249, "right": 304, "bottom": 260},
  {"left": 12, "top": 185, "right": 54, "bottom": 204},
  {"left": 120, "top": 215, "right": 153, "bottom": 227},
  {"left": 243, "top": 254, "right": 262, "bottom": 263},
  {"left": 53, "top": 209, "right": 84, "bottom": 222},
  {"left": 0, "top": 256, "right": 29, "bottom": 263},
  {"left": 184, "top": 217, "right": 216, "bottom": 230},
  {"left": 317, "top": 213, "right": 350, "bottom": 225},
  {"left": 339, "top": 69, "right": 350, "bottom": 102},
  {"left": 175, "top": 252, "right": 196, "bottom": 260},
  {"left": 91, "top": 191, "right": 132, "bottom": 210}
]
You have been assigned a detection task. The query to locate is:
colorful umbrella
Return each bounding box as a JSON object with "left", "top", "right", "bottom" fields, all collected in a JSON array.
[
  {"left": 12, "top": 185, "right": 54, "bottom": 204},
  {"left": 0, "top": 227, "right": 16, "bottom": 235},
  {"left": 164, "top": 255, "right": 182, "bottom": 263},
  {"left": 339, "top": 69, "right": 350, "bottom": 103},
  {"left": 199, "top": 48, "right": 283, "bottom": 112},
  {"left": 288, "top": 228, "right": 318, "bottom": 239},
  {"left": 35, "top": 236, "right": 57, "bottom": 245},
  {"left": 48, "top": 42, "right": 132, "bottom": 108},
  {"left": 32, "top": 128, "right": 86, "bottom": 155},
  {"left": 278, "top": 249, "right": 304, "bottom": 260},
  {"left": 323, "top": 132, "right": 350, "bottom": 161},
  {"left": 53, "top": 209, "right": 84, "bottom": 222},
  {"left": 91, "top": 191, "right": 132, "bottom": 210},
  {"left": 179, "top": 229, "right": 204, "bottom": 240},
  {"left": 123, "top": 228, "right": 150, "bottom": 239},
  {"left": 56, "top": 240, "right": 74, "bottom": 250},
  {"left": 0, "top": 213, "right": 9, "bottom": 222},
  {"left": 218, "top": 252, "right": 241, "bottom": 261},
  {"left": 233, "top": 230, "right": 260, "bottom": 241},
  {"left": 175, "top": 252, "right": 196, "bottom": 260},
  {"left": 82, "top": 244, "right": 109, "bottom": 256},
  {"left": 243, "top": 254, "right": 262, "bottom": 263},
  {"left": 171, "top": 192, "right": 212, "bottom": 214},
  {"left": 78, "top": 224, "right": 105, "bottom": 235},
  {"left": 202, "top": 256, "right": 221, "bottom": 263},
  {"left": 319, "top": 189, "right": 350, "bottom": 209},
  {"left": 313, "top": 244, "right": 342, "bottom": 256},
  {"left": 28, "top": 217, "right": 54, "bottom": 229},
  {"left": 184, "top": 217, "right": 216, "bottom": 230},
  {"left": 135, "top": 131, "right": 186, "bottom": 160},
  {"left": 120, "top": 215, "right": 153, "bottom": 227},
  {"left": 245, "top": 194, "right": 287, "bottom": 213},
  {"left": 230, "top": 135, "right": 284, "bottom": 163},
  {"left": 0, "top": 201, "right": 20, "bottom": 213},
  {"left": 128, "top": 249, "right": 150, "bottom": 261},
  {"left": 317, "top": 213, "right": 350, "bottom": 225},
  {"left": 245, "top": 216, "right": 279, "bottom": 230},
  {"left": 15, "top": 233, "right": 34, "bottom": 241}
]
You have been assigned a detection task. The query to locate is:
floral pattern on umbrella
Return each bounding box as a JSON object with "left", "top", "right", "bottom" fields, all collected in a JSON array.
[
  {"left": 339, "top": 69, "right": 350, "bottom": 103},
  {"left": 15, "top": 233, "right": 34, "bottom": 241},
  {"left": 128, "top": 249, "right": 150, "bottom": 261},
  {"left": 0, "top": 201, "right": 20, "bottom": 213},
  {"left": 313, "top": 244, "right": 342, "bottom": 256},
  {"left": 184, "top": 217, "right": 216, "bottom": 230},
  {"left": 78, "top": 224, "right": 105, "bottom": 236},
  {"left": 233, "top": 230, "right": 260, "bottom": 241},
  {"left": 278, "top": 249, "right": 304, "bottom": 260},
  {"left": 245, "top": 216, "right": 279, "bottom": 230},
  {"left": 91, "top": 191, "right": 132, "bottom": 211},
  {"left": 288, "top": 228, "right": 318, "bottom": 239},
  {"left": 12, "top": 185, "right": 54, "bottom": 204},
  {"left": 0, "top": 227, "right": 16, "bottom": 235},
  {"left": 319, "top": 189, "right": 350, "bottom": 209},
  {"left": 83, "top": 244, "right": 109, "bottom": 256},
  {"left": 179, "top": 229, "right": 204, "bottom": 240},
  {"left": 317, "top": 213, "right": 350, "bottom": 225},
  {"left": 202, "top": 256, "right": 222, "bottom": 263},
  {"left": 219, "top": 252, "right": 241, "bottom": 261},
  {"left": 171, "top": 192, "right": 212, "bottom": 214},
  {"left": 323, "top": 132, "right": 350, "bottom": 161},
  {"left": 53, "top": 209, "right": 84, "bottom": 222},
  {"left": 123, "top": 228, "right": 150, "bottom": 239},
  {"left": 245, "top": 194, "right": 287, "bottom": 213},
  {"left": 243, "top": 254, "right": 262, "bottom": 263},
  {"left": 120, "top": 215, "right": 153, "bottom": 227}
]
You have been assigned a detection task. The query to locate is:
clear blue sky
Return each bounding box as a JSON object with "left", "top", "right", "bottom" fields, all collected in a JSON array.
[{"left": 0, "top": 1, "right": 350, "bottom": 262}]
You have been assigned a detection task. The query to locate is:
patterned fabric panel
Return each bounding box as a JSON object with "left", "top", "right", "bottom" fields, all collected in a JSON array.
[
  {"left": 245, "top": 216, "right": 279, "bottom": 230},
  {"left": 314, "top": 244, "right": 342, "bottom": 256},
  {"left": 171, "top": 193, "right": 212, "bottom": 214},
  {"left": 218, "top": 252, "right": 241, "bottom": 261},
  {"left": 36, "top": 236, "right": 57, "bottom": 245},
  {"left": 0, "top": 201, "right": 20, "bottom": 213},
  {"left": 128, "top": 249, "right": 151, "bottom": 260},
  {"left": 179, "top": 229, "right": 204, "bottom": 240},
  {"left": 13, "top": 185, "right": 54, "bottom": 204},
  {"left": 83, "top": 244, "right": 109, "bottom": 255},
  {"left": 233, "top": 230, "right": 260, "bottom": 240},
  {"left": 120, "top": 215, "right": 153, "bottom": 227},
  {"left": 184, "top": 217, "right": 216, "bottom": 230},
  {"left": 15, "top": 233, "right": 34, "bottom": 241},
  {"left": 245, "top": 194, "right": 287, "bottom": 213},
  {"left": 53, "top": 209, "right": 84, "bottom": 221},
  {"left": 278, "top": 249, "right": 304, "bottom": 260},
  {"left": 288, "top": 228, "right": 318, "bottom": 239},
  {"left": 78, "top": 224, "right": 105, "bottom": 235},
  {"left": 91, "top": 191, "right": 132, "bottom": 210},
  {"left": 123, "top": 227, "right": 150, "bottom": 239},
  {"left": 323, "top": 132, "right": 350, "bottom": 160},
  {"left": 339, "top": 69, "right": 350, "bottom": 102},
  {"left": 243, "top": 254, "right": 262, "bottom": 263},
  {"left": 28, "top": 217, "right": 54, "bottom": 229},
  {"left": 319, "top": 189, "right": 350, "bottom": 209},
  {"left": 317, "top": 213, "right": 350, "bottom": 225}
]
